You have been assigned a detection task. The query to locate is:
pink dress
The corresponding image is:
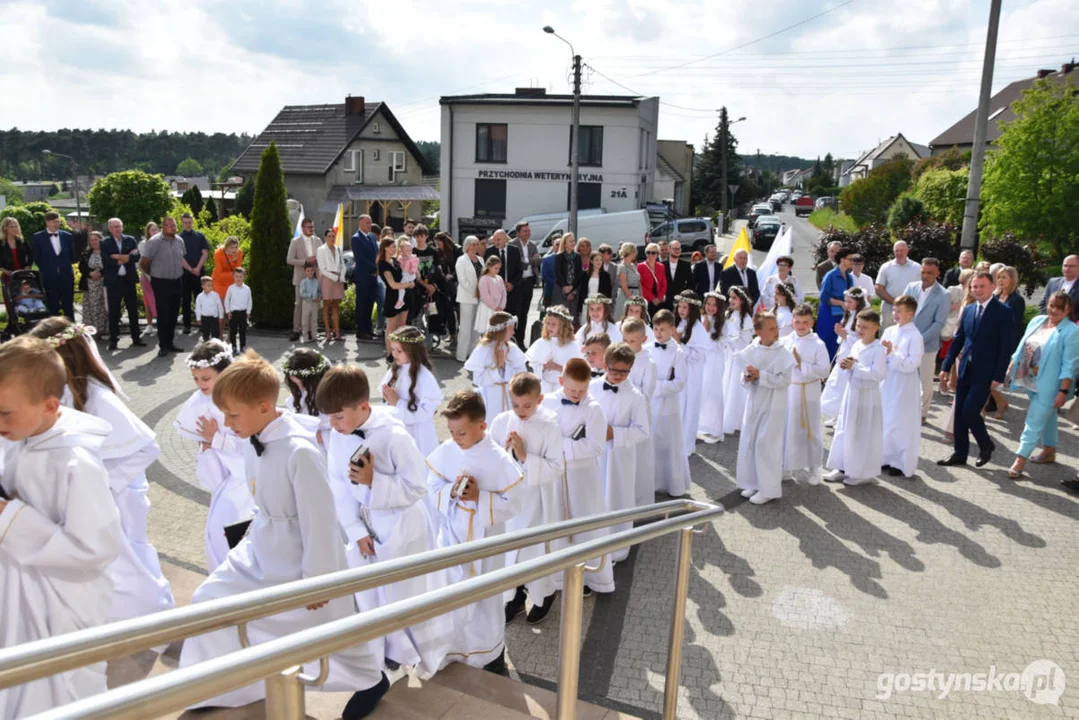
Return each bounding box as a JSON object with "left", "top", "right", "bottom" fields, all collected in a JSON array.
[{"left": 474, "top": 274, "right": 507, "bottom": 333}]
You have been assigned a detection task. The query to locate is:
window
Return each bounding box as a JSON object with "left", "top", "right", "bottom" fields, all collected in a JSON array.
[
  {"left": 651, "top": 222, "right": 671, "bottom": 239},
  {"left": 570, "top": 126, "right": 603, "bottom": 167},
  {"left": 372, "top": 148, "right": 381, "bottom": 161},
  {"left": 677, "top": 220, "right": 707, "bottom": 234},
  {"left": 387, "top": 151, "right": 406, "bottom": 182},
  {"left": 567, "top": 182, "right": 602, "bottom": 211},
  {"left": 343, "top": 149, "right": 363, "bottom": 182},
  {"left": 475, "top": 179, "right": 506, "bottom": 218},
  {"left": 476, "top": 123, "right": 508, "bottom": 163}
]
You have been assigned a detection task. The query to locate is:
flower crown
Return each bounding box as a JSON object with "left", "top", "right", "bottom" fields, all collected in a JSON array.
[
  {"left": 546, "top": 306, "right": 574, "bottom": 322},
  {"left": 624, "top": 295, "right": 647, "bottom": 308},
  {"left": 280, "top": 351, "right": 330, "bottom": 378},
  {"left": 185, "top": 340, "right": 233, "bottom": 369},
  {"left": 46, "top": 323, "right": 95, "bottom": 348},
  {"left": 675, "top": 293, "right": 703, "bottom": 307},
  {"left": 845, "top": 287, "right": 866, "bottom": 299},
  {"left": 585, "top": 295, "right": 612, "bottom": 305},
  {"left": 487, "top": 316, "right": 518, "bottom": 333},
  {"left": 704, "top": 291, "right": 727, "bottom": 303},
  {"left": 389, "top": 329, "right": 426, "bottom": 344},
  {"left": 775, "top": 282, "right": 796, "bottom": 299}
]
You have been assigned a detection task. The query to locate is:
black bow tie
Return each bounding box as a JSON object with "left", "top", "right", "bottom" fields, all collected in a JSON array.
[
  {"left": 603, "top": 382, "right": 619, "bottom": 393},
  {"left": 591, "top": 370, "right": 603, "bottom": 377},
  {"left": 560, "top": 398, "right": 580, "bottom": 406},
  {"left": 655, "top": 342, "right": 667, "bottom": 350},
  {"left": 49, "top": 233, "right": 58, "bottom": 238},
  {"left": 352, "top": 428, "right": 366, "bottom": 439},
  {"left": 250, "top": 435, "right": 265, "bottom": 457}
]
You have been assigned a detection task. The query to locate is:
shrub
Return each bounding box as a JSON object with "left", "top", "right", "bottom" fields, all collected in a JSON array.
[
  {"left": 181, "top": 185, "right": 204, "bottom": 215},
  {"left": 814, "top": 224, "right": 893, "bottom": 280},
  {"left": 202, "top": 214, "right": 253, "bottom": 276},
  {"left": 839, "top": 156, "right": 914, "bottom": 227},
  {"left": 887, "top": 193, "right": 926, "bottom": 228},
  {"left": 247, "top": 143, "right": 294, "bottom": 329},
  {"left": 234, "top": 176, "right": 256, "bottom": 219},
  {"left": 914, "top": 167, "right": 968, "bottom": 226},
  {"left": 0, "top": 201, "right": 68, "bottom": 236},
  {"left": 87, "top": 170, "right": 173, "bottom": 231},
  {"left": 979, "top": 234, "right": 1047, "bottom": 298},
  {"left": 894, "top": 221, "right": 960, "bottom": 273}
]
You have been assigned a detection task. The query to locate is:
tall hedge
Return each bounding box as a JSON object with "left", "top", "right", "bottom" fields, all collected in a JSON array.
[{"left": 247, "top": 143, "right": 293, "bottom": 329}]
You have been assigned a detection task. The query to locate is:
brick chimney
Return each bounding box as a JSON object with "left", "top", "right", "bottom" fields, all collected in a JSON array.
[
  {"left": 345, "top": 95, "right": 366, "bottom": 116},
  {"left": 1063, "top": 62, "right": 1076, "bottom": 75},
  {"left": 1036, "top": 69, "right": 1055, "bottom": 79}
]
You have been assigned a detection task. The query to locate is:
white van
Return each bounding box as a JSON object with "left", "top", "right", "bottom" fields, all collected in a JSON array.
[
  {"left": 540, "top": 209, "right": 651, "bottom": 250},
  {"left": 508, "top": 208, "right": 606, "bottom": 241}
]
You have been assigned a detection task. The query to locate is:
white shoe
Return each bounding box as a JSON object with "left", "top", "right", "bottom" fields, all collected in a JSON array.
[
  {"left": 748, "top": 492, "right": 776, "bottom": 505},
  {"left": 806, "top": 471, "right": 822, "bottom": 486},
  {"left": 843, "top": 476, "right": 876, "bottom": 486},
  {"left": 822, "top": 469, "right": 846, "bottom": 483},
  {"left": 701, "top": 433, "right": 721, "bottom": 444},
  {"left": 740, "top": 488, "right": 756, "bottom": 498}
]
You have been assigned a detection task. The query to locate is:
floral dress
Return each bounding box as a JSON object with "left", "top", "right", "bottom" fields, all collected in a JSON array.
[{"left": 83, "top": 252, "right": 108, "bottom": 335}]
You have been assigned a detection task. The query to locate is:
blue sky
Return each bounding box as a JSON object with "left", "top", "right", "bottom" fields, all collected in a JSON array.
[{"left": 2, "top": 0, "right": 1077, "bottom": 160}]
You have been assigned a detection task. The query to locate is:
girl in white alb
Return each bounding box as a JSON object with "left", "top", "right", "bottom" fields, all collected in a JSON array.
[
  {"left": 721, "top": 287, "right": 755, "bottom": 434},
  {"left": 281, "top": 348, "right": 332, "bottom": 453},
  {"left": 380, "top": 326, "right": 443, "bottom": 456},
  {"left": 526, "top": 305, "right": 581, "bottom": 395},
  {"left": 697, "top": 292, "right": 727, "bottom": 443},
  {"left": 575, "top": 296, "right": 622, "bottom": 344},
  {"left": 821, "top": 288, "right": 867, "bottom": 421},
  {"left": 465, "top": 312, "right": 528, "bottom": 423},
  {"left": 675, "top": 290, "right": 709, "bottom": 456},
  {"left": 773, "top": 282, "right": 796, "bottom": 338},
  {"left": 621, "top": 296, "right": 656, "bottom": 342}
]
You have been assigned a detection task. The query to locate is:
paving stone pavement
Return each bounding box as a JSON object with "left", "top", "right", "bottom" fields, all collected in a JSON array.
[{"left": 110, "top": 326, "right": 1079, "bottom": 719}]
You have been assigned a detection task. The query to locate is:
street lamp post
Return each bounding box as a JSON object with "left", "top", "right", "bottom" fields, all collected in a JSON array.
[
  {"left": 544, "top": 26, "right": 582, "bottom": 238},
  {"left": 717, "top": 111, "right": 746, "bottom": 233},
  {"left": 42, "top": 149, "right": 81, "bottom": 226}
]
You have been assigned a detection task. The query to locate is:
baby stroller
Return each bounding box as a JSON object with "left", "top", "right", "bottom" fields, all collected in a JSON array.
[{"left": 4, "top": 269, "right": 50, "bottom": 338}]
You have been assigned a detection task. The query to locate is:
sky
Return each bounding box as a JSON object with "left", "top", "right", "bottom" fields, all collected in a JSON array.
[{"left": 2, "top": 0, "right": 1078, "bottom": 161}]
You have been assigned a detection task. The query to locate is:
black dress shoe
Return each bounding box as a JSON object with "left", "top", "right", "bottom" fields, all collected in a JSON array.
[
  {"left": 582, "top": 585, "right": 594, "bottom": 599},
  {"left": 482, "top": 649, "right": 508, "bottom": 676},
  {"left": 886, "top": 466, "right": 904, "bottom": 477},
  {"left": 937, "top": 455, "right": 967, "bottom": 467},
  {"left": 131, "top": 338, "right": 147, "bottom": 347},
  {"left": 289, "top": 332, "right": 301, "bottom": 341},
  {"left": 182, "top": 327, "right": 191, "bottom": 335},
  {"left": 168, "top": 345, "right": 185, "bottom": 353},
  {"left": 504, "top": 586, "right": 527, "bottom": 624},
  {"left": 341, "top": 673, "right": 390, "bottom": 720},
  {"left": 526, "top": 594, "right": 556, "bottom": 625},
  {"left": 108, "top": 341, "right": 118, "bottom": 351},
  {"left": 157, "top": 349, "right": 170, "bottom": 358},
  {"left": 975, "top": 443, "right": 995, "bottom": 467},
  {"left": 1061, "top": 479, "right": 1079, "bottom": 494}
]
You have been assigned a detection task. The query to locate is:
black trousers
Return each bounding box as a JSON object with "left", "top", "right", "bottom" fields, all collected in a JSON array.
[
  {"left": 107, "top": 279, "right": 141, "bottom": 341},
  {"left": 513, "top": 277, "right": 535, "bottom": 348},
  {"left": 953, "top": 377, "right": 994, "bottom": 460},
  {"left": 355, "top": 275, "right": 377, "bottom": 336},
  {"left": 181, "top": 272, "right": 204, "bottom": 330},
  {"left": 229, "top": 311, "right": 248, "bottom": 351},
  {"left": 200, "top": 315, "right": 221, "bottom": 341},
  {"left": 151, "top": 277, "right": 182, "bottom": 350},
  {"left": 44, "top": 277, "right": 75, "bottom": 319}
]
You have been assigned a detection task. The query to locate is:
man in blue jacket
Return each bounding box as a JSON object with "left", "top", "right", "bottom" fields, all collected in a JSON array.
[
  {"left": 30, "top": 211, "right": 75, "bottom": 318},
  {"left": 352, "top": 214, "right": 380, "bottom": 340}
]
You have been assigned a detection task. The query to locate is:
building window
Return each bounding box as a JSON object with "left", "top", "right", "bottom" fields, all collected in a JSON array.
[
  {"left": 475, "top": 179, "right": 507, "bottom": 218},
  {"left": 388, "top": 151, "right": 406, "bottom": 182},
  {"left": 476, "top": 124, "right": 508, "bottom": 163},
  {"left": 344, "top": 149, "right": 363, "bottom": 181},
  {"left": 567, "top": 182, "right": 602, "bottom": 211},
  {"left": 570, "top": 126, "right": 603, "bottom": 167}
]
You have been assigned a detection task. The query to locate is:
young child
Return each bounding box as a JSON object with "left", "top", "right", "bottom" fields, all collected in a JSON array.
[
  {"left": 722, "top": 287, "right": 754, "bottom": 434},
  {"left": 178, "top": 351, "right": 389, "bottom": 718},
  {"left": 824, "top": 309, "right": 887, "bottom": 486},
  {"left": 782, "top": 304, "right": 831, "bottom": 486},
  {"left": 317, "top": 363, "right": 452, "bottom": 677},
  {"left": 380, "top": 325, "right": 442, "bottom": 456},
  {"left": 821, "top": 287, "right": 868, "bottom": 422},
  {"left": 174, "top": 339, "right": 254, "bottom": 571},
  {"left": 581, "top": 332, "right": 611, "bottom": 377},
  {"left": 621, "top": 296, "right": 655, "bottom": 342},
  {"left": 649, "top": 310, "right": 692, "bottom": 497},
  {"left": 474, "top": 255, "right": 506, "bottom": 334},
  {"left": 427, "top": 390, "right": 524, "bottom": 674},
  {"left": 526, "top": 305, "right": 580, "bottom": 394},
  {"left": 880, "top": 294, "right": 925, "bottom": 478},
  {"left": 195, "top": 276, "right": 225, "bottom": 340},
  {"left": 774, "top": 282, "right": 797, "bottom": 338},
  {"left": 698, "top": 292, "right": 727, "bottom": 444},
  {"left": 735, "top": 312, "right": 796, "bottom": 505},
  {"left": 298, "top": 264, "right": 322, "bottom": 342},
  {"left": 591, "top": 343, "right": 649, "bottom": 563},
  {"left": 13, "top": 279, "right": 47, "bottom": 315},
  {"left": 29, "top": 318, "right": 175, "bottom": 621},
  {"left": 575, "top": 295, "right": 622, "bottom": 345},
  {"left": 225, "top": 267, "right": 253, "bottom": 353},
  {"left": 543, "top": 358, "right": 615, "bottom": 595},
  {"left": 675, "top": 291, "right": 709, "bottom": 456},
  {"left": 281, "top": 348, "right": 332, "bottom": 451},
  {"left": 396, "top": 237, "right": 419, "bottom": 311},
  {"left": 491, "top": 373, "right": 565, "bottom": 626},
  {"left": 621, "top": 317, "right": 658, "bottom": 505},
  {"left": 0, "top": 337, "right": 123, "bottom": 716},
  {"left": 465, "top": 311, "right": 527, "bottom": 424}
]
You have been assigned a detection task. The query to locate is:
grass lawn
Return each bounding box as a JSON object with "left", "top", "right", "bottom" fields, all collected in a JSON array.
[{"left": 808, "top": 208, "right": 858, "bottom": 233}]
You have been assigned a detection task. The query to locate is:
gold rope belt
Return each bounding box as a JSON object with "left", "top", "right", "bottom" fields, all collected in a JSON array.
[{"left": 793, "top": 380, "right": 818, "bottom": 441}]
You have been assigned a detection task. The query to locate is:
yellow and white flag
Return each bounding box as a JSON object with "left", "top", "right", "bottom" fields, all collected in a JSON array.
[
  {"left": 332, "top": 203, "right": 344, "bottom": 246},
  {"left": 723, "top": 225, "right": 754, "bottom": 269}
]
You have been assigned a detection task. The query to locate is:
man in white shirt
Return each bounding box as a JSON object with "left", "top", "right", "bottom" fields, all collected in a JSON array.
[
  {"left": 875, "top": 241, "right": 921, "bottom": 329},
  {"left": 850, "top": 254, "right": 876, "bottom": 299},
  {"left": 287, "top": 218, "right": 320, "bottom": 341}
]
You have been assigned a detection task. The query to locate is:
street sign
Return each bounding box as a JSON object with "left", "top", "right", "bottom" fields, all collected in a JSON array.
[{"left": 728, "top": 184, "right": 740, "bottom": 197}]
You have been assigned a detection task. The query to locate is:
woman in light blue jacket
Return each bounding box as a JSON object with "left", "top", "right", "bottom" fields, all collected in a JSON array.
[{"left": 1005, "top": 291, "right": 1079, "bottom": 478}]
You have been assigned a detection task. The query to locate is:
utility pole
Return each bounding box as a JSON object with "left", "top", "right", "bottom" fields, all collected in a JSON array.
[
  {"left": 719, "top": 107, "right": 729, "bottom": 232},
  {"left": 569, "top": 53, "right": 582, "bottom": 237},
  {"left": 960, "top": 0, "right": 1002, "bottom": 250}
]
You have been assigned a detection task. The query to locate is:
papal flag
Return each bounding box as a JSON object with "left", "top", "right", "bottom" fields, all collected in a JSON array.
[
  {"left": 332, "top": 203, "right": 344, "bottom": 246},
  {"left": 723, "top": 225, "right": 754, "bottom": 269},
  {"left": 292, "top": 203, "right": 306, "bottom": 238}
]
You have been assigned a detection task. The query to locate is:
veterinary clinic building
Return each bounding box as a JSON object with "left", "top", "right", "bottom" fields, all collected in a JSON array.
[{"left": 439, "top": 89, "right": 659, "bottom": 237}]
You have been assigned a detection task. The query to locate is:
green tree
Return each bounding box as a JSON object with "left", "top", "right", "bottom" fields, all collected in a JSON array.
[
  {"left": 181, "top": 185, "right": 204, "bottom": 215},
  {"left": 692, "top": 108, "right": 752, "bottom": 214},
  {"left": 87, "top": 170, "right": 172, "bottom": 230},
  {"left": 838, "top": 156, "right": 914, "bottom": 227},
  {"left": 205, "top": 196, "right": 219, "bottom": 223},
  {"left": 0, "top": 201, "right": 67, "bottom": 236},
  {"left": 247, "top": 143, "right": 292, "bottom": 329},
  {"left": 176, "top": 157, "right": 205, "bottom": 177},
  {"left": 887, "top": 193, "right": 926, "bottom": 228},
  {"left": 914, "top": 167, "right": 968, "bottom": 226},
  {"left": 234, "top": 176, "right": 256, "bottom": 219},
  {"left": 981, "top": 75, "right": 1079, "bottom": 261},
  {"left": 0, "top": 177, "right": 24, "bottom": 205}
]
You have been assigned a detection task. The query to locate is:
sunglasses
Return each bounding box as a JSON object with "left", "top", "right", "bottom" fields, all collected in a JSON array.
[{"left": 647, "top": 251, "right": 658, "bottom": 256}]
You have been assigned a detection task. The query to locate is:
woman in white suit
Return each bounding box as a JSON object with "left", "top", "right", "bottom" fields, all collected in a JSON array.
[
  {"left": 316, "top": 229, "right": 346, "bottom": 341},
  {"left": 455, "top": 235, "right": 483, "bottom": 362}
]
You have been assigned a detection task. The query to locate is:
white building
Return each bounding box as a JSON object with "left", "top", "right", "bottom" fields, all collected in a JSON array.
[{"left": 439, "top": 88, "right": 659, "bottom": 238}]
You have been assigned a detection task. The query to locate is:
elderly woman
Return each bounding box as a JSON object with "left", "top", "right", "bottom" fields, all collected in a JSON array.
[
  {"left": 1004, "top": 291, "right": 1078, "bottom": 478},
  {"left": 139, "top": 221, "right": 159, "bottom": 326},
  {"left": 552, "top": 232, "right": 580, "bottom": 311},
  {"left": 455, "top": 234, "right": 483, "bottom": 362},
  {"left": 78, "top": 230, "right": 108, "bottom": 335},
  {"left": 0, "top": 217, "right": 32, "bottom": 327},
  {"left": 614, "top": 242, "right": 640, "bottom": 320},
  {"left": 761, "top": 255, "right": 803, "bottom": 310},
  {"left": 637, "top": 242, "right": 667, "bottom": 317},
  {"left": 212, "top": 235, "right": 244, "bottom": 302}
]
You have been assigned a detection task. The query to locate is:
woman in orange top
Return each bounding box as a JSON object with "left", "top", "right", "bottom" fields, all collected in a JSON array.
[{"left": 212, "top": 236, "right": 243, "bottom": 301}]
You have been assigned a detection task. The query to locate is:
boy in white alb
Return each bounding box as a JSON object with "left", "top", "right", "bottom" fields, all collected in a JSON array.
[
  {"left": 621, "top": 318, "right": 658, "bottom": 505},
  {"left": 492, "top": 373, "right": 565, "bottom": 627},
  {"left": 0, "top": 338, "right": 124, "bottom": 718},
  {"left": 427, "top": 390, "right": 524, "bottom": 674},
  {"left": 649, "top": 310, "right": 691, "bottom": 497},
  {"left": 736, "top": 312, "right": 796, "bottom": 505},
  {"left": 196, "top": 275, "right": 225, "bottom": 341},
  {"left": 318, "top": 363, "right": 453, "bottom": 677},
  {"left": 782, "top": 304, "right": 831, "bottom": 485},
  {"left": 543, "top": 358, "right": 615, "bottom": 596},
  {"left": 880, "top": 295, "right": 925, "bottom": 478},
  {"left": 590, "top": 343, "right": 649, "bottom": 563},
  {"left": 581, "top": 332, "right": 611, "bottom": 378},
  {"left": 224, "top": 267, "right": 253, "bottom": 353}
]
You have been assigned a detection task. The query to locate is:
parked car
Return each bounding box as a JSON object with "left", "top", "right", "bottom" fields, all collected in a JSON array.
[
  {"left": 342, "top": 250, "right": 355, "bottom": 283},
  {"left": 752, "top": 216, "right": 783, "bottom": 250},
  {"left": 541, "top": 209, "right": 651, "bottom": 250},
  {"left": 768, "top": 197, "right": 783, "bottom": 213},
  {"left": 815, "top": 196, "right": 837, "bottom": 211},
  {"left": 793, "top": 196, "right": 815, "bottom": 217},
  {"left": 648, "top": 217, "right": 715, "bottom": 251},
  {"left": 508, "top": 208, "right": 606, "bottom": 240},
  {"left": 748, "top": 203, "right": 774, "bottom": 228}
]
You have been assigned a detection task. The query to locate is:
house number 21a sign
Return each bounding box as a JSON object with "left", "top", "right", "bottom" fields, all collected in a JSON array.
[{"left": 610, "top": 187, "right": 628, "bottom": 198}]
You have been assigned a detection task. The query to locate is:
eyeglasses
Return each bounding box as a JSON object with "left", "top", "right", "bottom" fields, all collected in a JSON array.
[{"left": 646, "top": 251, "right": 658, "bottom": 256}]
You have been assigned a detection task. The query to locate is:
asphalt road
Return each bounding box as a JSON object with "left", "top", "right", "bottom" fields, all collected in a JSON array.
[{"left": 717, "top": 207, "right": 823, "bottom": 295}]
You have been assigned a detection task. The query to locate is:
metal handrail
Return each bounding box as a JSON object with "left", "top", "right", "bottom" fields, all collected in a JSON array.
[
  {"left": 0, "top": 499, "right": 709, "bottom": 691},
  {"left": 28, "top": 504, "right": 723, "bottom": 720}
]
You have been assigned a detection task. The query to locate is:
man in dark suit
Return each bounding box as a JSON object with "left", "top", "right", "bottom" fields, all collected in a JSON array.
[
  {"left": 102, "top": 217, "right": 146, "bottom": 350},
  {"left": 693, "top": 244, "right": 722, "bottom": 297},
  {"left": 1038, "top": 255, "right": 1079, "bottom": 315},
  {"left": 509, "top": 221, "right": 540, "bottom": 347},
  {"left": 485, "top": 229, "right": 524, "bottom": 345},
  {"left": 662, "top": 240, "right": 693, "bottom": 309},
  {"left": 943, "top": 249, "right": 974, "bottom": 288},
  {"left": 720, "top": 248, "right": 760, "bottom": 306},
  {"left": 352, "top": 214, "right": 380, "bottom": 340},
  {"left": 938, "top": 271, "right": 1015, "bottom": 468},
  {"left": 30, "top": 211, "right": 75, "bottom": 318}
]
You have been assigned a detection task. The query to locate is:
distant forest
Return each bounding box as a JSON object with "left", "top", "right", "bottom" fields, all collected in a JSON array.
[
  {"left": 740, "top": 153, "right": 816, "bottom": 173},
  {"left": 0, "top": 128, "right": 254, "bottom": 181}
]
